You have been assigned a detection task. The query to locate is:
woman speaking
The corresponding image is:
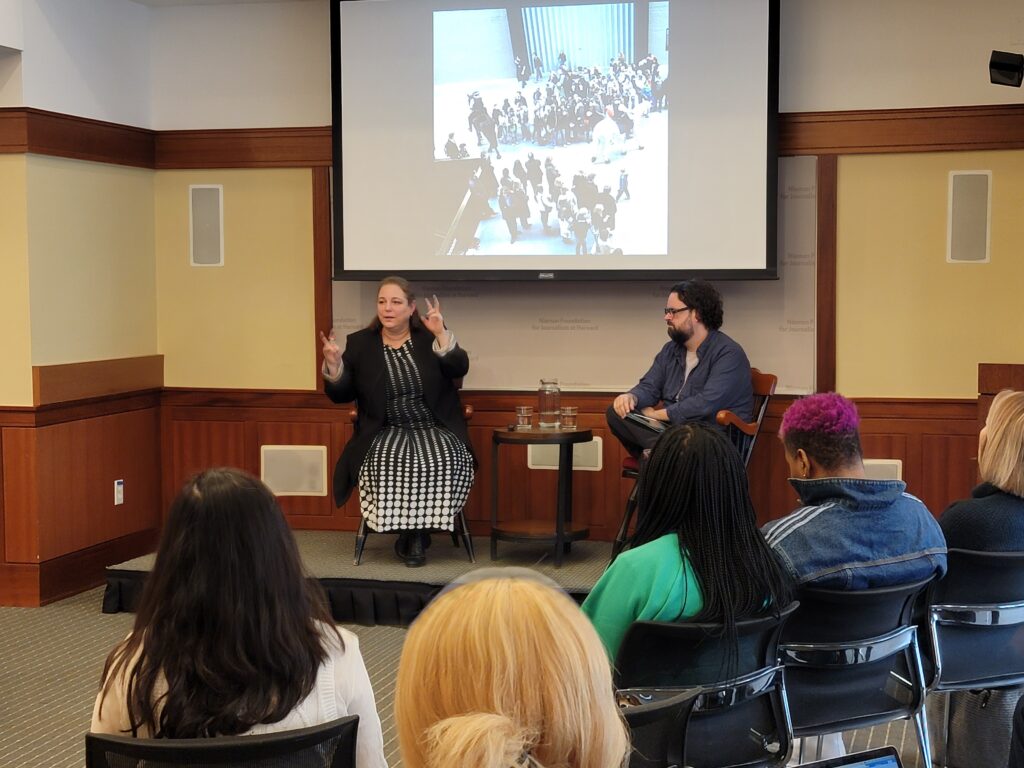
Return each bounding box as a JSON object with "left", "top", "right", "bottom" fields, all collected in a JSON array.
[{"left": 321, "top": 276, "right": 475, "bottom": 567}]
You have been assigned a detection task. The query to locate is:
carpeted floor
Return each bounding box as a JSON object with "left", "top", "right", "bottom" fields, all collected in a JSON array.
[{"left": 0, "top": 583, "right": 930, "bottom": 768}]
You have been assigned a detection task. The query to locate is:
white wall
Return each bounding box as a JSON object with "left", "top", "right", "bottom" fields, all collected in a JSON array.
[
  {"left": 148, "top": 0, "right": 330, "bottom": 130},
  {"left": 20, "top": 0, "right": 150, "bottom": 126},
  {"left": 780, "top": 0, "right": 1024, "bottom": 112},
  {"left": 7, "top": 1, "right": 1024, "bottom": 128}
]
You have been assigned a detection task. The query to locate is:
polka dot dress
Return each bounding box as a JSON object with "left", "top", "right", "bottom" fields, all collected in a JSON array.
[{"left": 358, "top": 340, "right": 474, "bottom": 532}]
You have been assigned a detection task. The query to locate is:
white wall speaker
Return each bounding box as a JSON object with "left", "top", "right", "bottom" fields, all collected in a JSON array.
[
  {"left": 527, "top": 437, "right": 603, "bottom": 472},
  {"left": 947, "top": 171, "right": 991, "bottom": 263},
  {"left": 189, "top": 184, "right": 224, "bottom": 266},
  {"left": 260, "top": 445, "right": 328, "bottom": 496}
]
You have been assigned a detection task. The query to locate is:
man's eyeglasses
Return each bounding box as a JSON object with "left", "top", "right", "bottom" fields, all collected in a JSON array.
[{"left": 663, "top": 306, "right": 693, "bottom": 317}]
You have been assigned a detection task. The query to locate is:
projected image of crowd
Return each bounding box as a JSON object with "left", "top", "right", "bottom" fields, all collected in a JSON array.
[{"left": 433, "top": 3, "right": 669, "bottom": 258}]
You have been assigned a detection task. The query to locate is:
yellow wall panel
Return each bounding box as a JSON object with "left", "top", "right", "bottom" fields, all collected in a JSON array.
[
  {"left": 25, "top": 155, "right": 157, "bottom": 366},
  {"left": 0, "top": 155, "right": 33, "bottom": 406},
  {"left": 836, "top": 151, "right": 1024, "bottom": 398},
  {"left": 154, "top": 169, "right": 315, "bottom": 390}
]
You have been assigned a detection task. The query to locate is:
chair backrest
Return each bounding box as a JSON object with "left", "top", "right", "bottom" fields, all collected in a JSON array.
[
  {"left": 615, "top": 604, "right": 798, "bottom": 768},
  {"left": 779, "top": 578, "right": 935, "bottom": 738},
  {"left": 925, "top": 549, "right": 1024, "bottom": 691},
  {"left": 619, "top": 688, "right": 701, "bottom": 768},
  {"left": 716, "top": 367, "right": 777, "bottom": 466},
  {"left": 615, "top": 602, "right": 798, "bottom": 688},
  {"left": 85, "top": 715, "right": 358, "bottom": 768},
  {"left": 782, "top": 577, "right": 933, "bottom": 645}
]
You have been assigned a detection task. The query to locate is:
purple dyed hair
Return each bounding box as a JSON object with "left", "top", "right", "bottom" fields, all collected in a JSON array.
[{"left": 780, "top": 392, "right": 860, "bottom": 438}]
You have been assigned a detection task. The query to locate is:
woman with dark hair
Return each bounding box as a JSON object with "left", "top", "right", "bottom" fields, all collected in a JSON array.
[
  {"left": 582, "top": 422, "right": 793, "bottom": 660},
  {"left": 90, "top": 469, "right": 387, "bottom": 767},
  {"left": 320, "top": 276, "right": 474, "bottom": 566},
  {"left": 763, "top": 392, "right": 946, "bottom": 588}
]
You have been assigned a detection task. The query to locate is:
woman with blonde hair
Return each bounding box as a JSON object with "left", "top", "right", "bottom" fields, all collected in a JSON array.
[
  {"left": 941, "top": 389, "right": 1024, "bottom": 550},
  {"left": 395, "top": 570, "right": 629, "bottom": 768}
]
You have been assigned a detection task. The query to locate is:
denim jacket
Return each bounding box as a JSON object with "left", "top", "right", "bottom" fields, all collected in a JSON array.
[
  {"left": 629, "top": 329, "right": 753, "bottom": 425},
  {"left": 762, "top": 477, "right": 948, "bottom": 589}
]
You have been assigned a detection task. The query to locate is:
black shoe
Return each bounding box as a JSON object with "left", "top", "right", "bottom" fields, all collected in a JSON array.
[
  {"left": 404, "top": 534, "right": 426, "bottom": 567},
  {"left": 394, "top": 532, "right": 410, "bottom": 560}
]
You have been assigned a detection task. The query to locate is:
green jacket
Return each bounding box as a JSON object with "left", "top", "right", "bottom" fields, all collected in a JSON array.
[{"left": 582, "top": 533, "right": 703, "bottom": 660}]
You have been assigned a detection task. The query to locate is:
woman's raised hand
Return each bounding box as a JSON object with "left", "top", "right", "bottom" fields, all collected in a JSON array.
[
  {"left": 320, "top": 329, "right": 342, "bottom": 376},
  {"left": 422, "top": 295, "right": 448, "bottom": 340}
]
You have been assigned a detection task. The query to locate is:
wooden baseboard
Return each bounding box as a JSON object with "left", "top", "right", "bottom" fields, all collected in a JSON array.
[{"left": 0, "top": 528, "right": 159, "bottom": 607}]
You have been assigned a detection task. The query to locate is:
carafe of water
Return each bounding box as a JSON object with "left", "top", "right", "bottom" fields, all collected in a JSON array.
[{"left": 538, "top": 379, "right": 561, "bottom": 428}]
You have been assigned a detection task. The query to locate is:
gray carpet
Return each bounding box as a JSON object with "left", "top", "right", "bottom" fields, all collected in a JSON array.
[{"left": 110, "top": 530, "right": 613, "bottom": 593}]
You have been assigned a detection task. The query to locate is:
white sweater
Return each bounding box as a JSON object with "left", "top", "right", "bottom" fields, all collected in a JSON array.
[{"left": 91, "top": 625, "right": 388, "bottom": 768}]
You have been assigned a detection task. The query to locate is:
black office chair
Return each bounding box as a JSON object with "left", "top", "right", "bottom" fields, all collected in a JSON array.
[
  {"left": 922, "top": 549, "right": 1024, "bottom": 767},
  {"left": 615, "top": 602, "right": 798, "bottom": 768},
  {"left": 611, "top": 369, "right": 776, "bottom": 560},
  {"left": 618, "top": 687, "right": 701, "bottom": 768},
  {"left": 779, "top": 578, "right": 935, "bottom": 763},
  {"left": 349, "top": 404, "right": 476, "bottom": 565},
  {"left": 84, "top": 715, "right": 358, "bottom": 767}
]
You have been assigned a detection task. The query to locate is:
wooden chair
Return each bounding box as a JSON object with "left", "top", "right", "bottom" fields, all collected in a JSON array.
[
  {"left": 611, "top": 368, "right": 776, "bottom": 560},
  {"left": 348, "top": 404, "right": 476, "bottom": 565},
  {"left": 716, "top": 368, "right": 777, "bottom": 467}
]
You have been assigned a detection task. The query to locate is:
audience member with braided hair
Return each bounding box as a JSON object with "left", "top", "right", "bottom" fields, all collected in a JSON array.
[
  {"left": 581, "top": 422, "right": 794, "bottom": 661},
  {"left": 395, "top": 569, "right": 629, "bottom": 768},
  {"left": 762, "top": 392, "right": 947, "bottom": 588}
]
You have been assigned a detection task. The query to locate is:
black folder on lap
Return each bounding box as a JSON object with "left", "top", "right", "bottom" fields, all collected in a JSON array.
[{"left": 624, "top": 411, "right": 668, "bottom": 433}]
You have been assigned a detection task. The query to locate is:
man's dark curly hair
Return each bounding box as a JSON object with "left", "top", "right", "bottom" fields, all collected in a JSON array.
[{"left": 670, "top": 279, "right": 724, "bottom": 330}]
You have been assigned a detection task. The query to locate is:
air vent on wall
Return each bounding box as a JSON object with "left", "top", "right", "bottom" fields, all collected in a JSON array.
[
  {"left": 260, "top": 445, "right": 328, "bottom": 496},
  {"left": 527, "top": 437, "right": 602, "bottom": 471},
  {"left": 862, "top": 458, "right": 903, "bottom": 481}
]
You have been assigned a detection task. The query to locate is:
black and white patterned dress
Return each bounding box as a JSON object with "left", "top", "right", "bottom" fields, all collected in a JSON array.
[{"left": 358, "top": 340, "right": 474, "bottom": 532}]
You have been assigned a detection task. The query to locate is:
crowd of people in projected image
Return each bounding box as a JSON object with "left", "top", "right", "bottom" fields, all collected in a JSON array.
[{"left": 438, "top": 51, "right": 668, "bottom": 258}]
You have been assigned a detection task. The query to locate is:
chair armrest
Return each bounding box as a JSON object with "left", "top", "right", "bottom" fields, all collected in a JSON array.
[
  {"left": 716, "top": 409, "right": 757, "bottom": 436},
  {"left": 347, "top": 407, "right": 357, "bottom": 423}
]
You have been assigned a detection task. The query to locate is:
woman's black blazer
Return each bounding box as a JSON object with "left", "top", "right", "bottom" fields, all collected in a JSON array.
[{"left": 325, "top": 325, "right": 473, "bottom": 506}]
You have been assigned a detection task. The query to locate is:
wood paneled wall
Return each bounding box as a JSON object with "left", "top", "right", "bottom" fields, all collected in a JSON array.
[
  {"left": 0, "top": 391, "right": 162, "bottom": 606},
  {"left": 162, "top": 390, "right": 980, "bottom": 540}
]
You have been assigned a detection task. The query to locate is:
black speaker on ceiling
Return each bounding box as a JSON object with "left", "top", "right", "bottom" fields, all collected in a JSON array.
[{"left": 990, "top": 50, "right": 1024, "bottom": 87}]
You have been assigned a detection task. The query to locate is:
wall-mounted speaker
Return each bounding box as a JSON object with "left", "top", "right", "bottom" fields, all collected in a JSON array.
[
  {"left": 947, "top": 171, "right": 991, "bottom": 264},
  {"left": 189, "top": 184, "right": 224, "bottom": 266},
  {"left": 990, "top": 50, "right": 1024, "bottom": 87}
]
